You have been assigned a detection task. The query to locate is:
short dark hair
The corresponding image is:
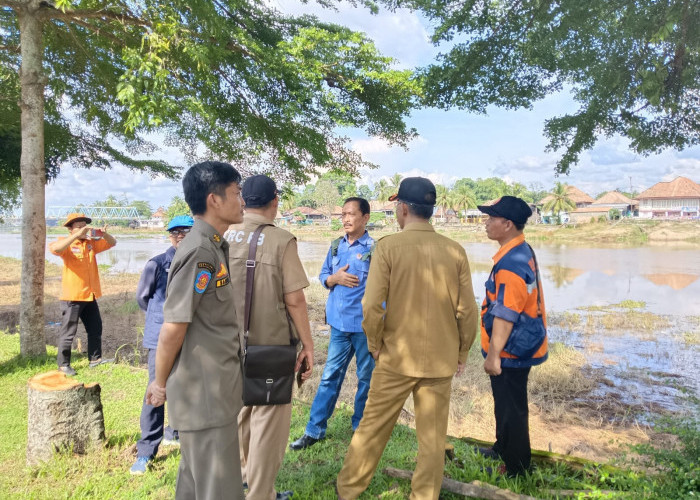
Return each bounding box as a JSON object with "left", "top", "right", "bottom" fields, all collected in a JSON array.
[
  {"left": 182, "top": 161, "right": 242, "bottom": 215},
  {"left": 514, "top": 221, "right": 526, "bottom": 231},
  {"left": 344, "top": 197, "right": 370, "bottom": 216},
  {"left": 405, "top": 201, "right": 433, "bottom": 220}
]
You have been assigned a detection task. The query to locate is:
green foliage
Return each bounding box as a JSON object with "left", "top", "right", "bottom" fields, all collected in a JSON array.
[
  {"left": 165, "top": 196, "right": 191, "bottom": 225},
  {"left": 609, "top": 208, "right": 622, "bottom": 220},
  {"left": 330, "top": 218, "right": 342, "bottom": 231},
  {"left": 1, "top": 0, "right": 419, "bottom": 203},
  {"left": 397, "top": 0, "right": 700, "bottom": 173},
  {"left": 369, "top": 212, "right": 386, "bottom": 223}
]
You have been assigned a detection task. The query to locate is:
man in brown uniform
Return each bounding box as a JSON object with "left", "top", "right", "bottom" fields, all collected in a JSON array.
[
  {"left": 336, "top": 177, "right": 479, "bottom": 500},
  {"left": 226, "top": 175, "right": 314, "bottom": 500},
  {"left": 147, "top": 161, "right": 246, "bottom": 500}
]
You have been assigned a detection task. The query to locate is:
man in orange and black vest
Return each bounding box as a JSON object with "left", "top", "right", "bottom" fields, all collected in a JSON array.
[
  {"left": 477, "top": 196, "right": 548, "bottom": 477},
  {"left": 49, "top": 212, "right": 117, "bottom": 376}
]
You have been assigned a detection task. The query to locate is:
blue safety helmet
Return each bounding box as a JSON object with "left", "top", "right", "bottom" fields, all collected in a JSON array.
[{"left": 166, "top": 215, "right": 194, "bottom": 232}]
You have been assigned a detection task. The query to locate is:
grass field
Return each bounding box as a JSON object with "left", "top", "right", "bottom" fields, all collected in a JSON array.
[{"left": 1, "top": 332, "right": 698, "bottom": 499}]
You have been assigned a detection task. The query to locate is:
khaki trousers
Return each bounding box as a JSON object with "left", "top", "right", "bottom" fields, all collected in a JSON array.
[
  {"left": 336, "top": 363, "right": 453, "bottom": 500},
  {"left": 239, "top": 403, "right": 293, "bottom": 500},
  {"left": 175, "top": 420, "right": 245, "bottom": 500}
]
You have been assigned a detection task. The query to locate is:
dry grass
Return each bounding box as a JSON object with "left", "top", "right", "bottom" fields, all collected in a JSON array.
[{"left": 0, "top": 256, "right": 661, "bottom": 465}]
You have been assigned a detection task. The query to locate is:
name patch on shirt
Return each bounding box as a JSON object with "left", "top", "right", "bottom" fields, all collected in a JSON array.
[
  {"left": 194, "top": 270, "right": 211, "bottom": 293},
  {"left": 197, "top": 262, "right": 215, "bottom": 273}
]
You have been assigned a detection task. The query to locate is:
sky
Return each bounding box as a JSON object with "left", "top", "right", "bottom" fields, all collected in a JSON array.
[{"left": 44, "top": 1, "right": 700, "bottom": 212}]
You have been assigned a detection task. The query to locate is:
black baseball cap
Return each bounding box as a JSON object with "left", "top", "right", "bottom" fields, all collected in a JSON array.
[
  {"left": 242, "top": 175, "right": 278, "bottom": 208},
  {"left": 388, "top": 177, "right": 436, "bottom": 206},
  {"left": 477, "top": 196, "right": 532, "bottom": 224}
]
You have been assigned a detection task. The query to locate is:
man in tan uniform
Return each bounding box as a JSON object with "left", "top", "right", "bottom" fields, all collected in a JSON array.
[
  {"left": 226, "top": 175, "right": 314, "bottom": 500},
  {"left": 147, "top": 161, "right": 246, "bottom": 499},
  {"left": 336, "top": 177, "right": 479, "bottom": 500}
]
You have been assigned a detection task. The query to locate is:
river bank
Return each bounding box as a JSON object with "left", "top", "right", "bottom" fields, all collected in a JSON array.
[
  {"left": 0, "top": 255, "right": 696, "bottom": 469},
  {"left": 34, "top": 218, "right": 700, "bottom": 246}
]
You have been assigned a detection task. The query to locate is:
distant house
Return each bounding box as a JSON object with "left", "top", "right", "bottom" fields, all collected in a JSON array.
[
  {"left": 293, "top": 206, "right": 326, "bottom": 223},
  {"left": 636, "top": 176, "right": 700, "bottom": 219},
  {"left": 146, "top": 206, "right": 166, "bottom": 229},
  {"left": 569, "top": 205, "right": 615, "bottom": 223},
  {"left": 570, "top": 191, "right": 638, "bottom": 222},
  {"left": 539, "top": 185, "right": 595, "bottom": 209},
  {"left": 330, "top": 206, "right": 344, "bottom": 219},
  {"left": 539, "top": 185, "right": 594, "bottom": 223},
  {"left": 369, "top": 200, "right": 395, "bottom": 218}
]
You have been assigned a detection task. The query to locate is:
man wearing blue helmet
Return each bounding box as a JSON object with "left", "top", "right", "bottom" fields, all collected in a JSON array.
[{"left": 130, "top": 214, "right": 194, "bottom": 474}]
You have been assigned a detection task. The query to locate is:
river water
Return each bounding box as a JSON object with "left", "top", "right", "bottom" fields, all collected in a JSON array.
[{"left": 1, "top": 232, "right": 699, "bottom": 417}]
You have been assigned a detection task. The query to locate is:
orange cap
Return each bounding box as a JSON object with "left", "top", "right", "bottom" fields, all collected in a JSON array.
[{"left": 63, "top": 212, "right": 92, "bottom": 227}]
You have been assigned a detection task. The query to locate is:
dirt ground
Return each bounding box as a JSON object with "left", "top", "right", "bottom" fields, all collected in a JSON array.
[{"left": 0, "top": 256, "right": 679, "bottom": 467}]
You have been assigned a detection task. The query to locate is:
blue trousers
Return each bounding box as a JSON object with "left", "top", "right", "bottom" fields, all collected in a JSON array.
[
  {"left": 136, "top": 348, "right": 177, "bottom": 459},
  {"left": 305, "top": 327, "right": 375, "bottom": 439}
]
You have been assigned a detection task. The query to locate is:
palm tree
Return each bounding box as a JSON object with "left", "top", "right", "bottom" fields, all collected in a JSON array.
[
  {"left": 505, "top": 182, "right": 529, "bottom": 200},
  {"left": 544, "top": 182, "right": 576, "bottom": 224},
  {"left": 451, "top": 184, "right": 477, "bottom": 218},
  {"left": 435, "top": 184, "right": 450, "bottom": 218},
  {"left": 374, "top": 178, "right": 392, "bottom": 201},
  {"left": 388, "top": 173, "right": 403, "bottom": 192}
]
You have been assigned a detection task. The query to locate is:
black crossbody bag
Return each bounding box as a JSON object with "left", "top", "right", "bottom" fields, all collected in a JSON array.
[{"left": 242, "top": 225, "right": 298, "bottom": 406}]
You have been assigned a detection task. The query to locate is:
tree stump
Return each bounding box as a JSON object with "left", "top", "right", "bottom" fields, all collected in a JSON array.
[{"left": 26, "top": 370, "right": 105, "bottom": 465}]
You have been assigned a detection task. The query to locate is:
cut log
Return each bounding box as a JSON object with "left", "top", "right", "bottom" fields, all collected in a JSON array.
[
  {"left": 26, "top": 370, "right": 105, "bottom": 465},
  {"left": 383, "top": 467, "right": 540, "bottom": 500},
  {"left": 455, "top": 436, "right": 622, "bottom": 474}
]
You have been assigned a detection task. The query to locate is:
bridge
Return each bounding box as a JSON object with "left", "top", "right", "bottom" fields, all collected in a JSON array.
[{"left": 1, "top": 206, "right": 144, "bottom": 227}]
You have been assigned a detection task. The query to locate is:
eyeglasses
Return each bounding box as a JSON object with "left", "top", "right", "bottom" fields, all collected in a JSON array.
[{"left": 169, "top": 228, "right": 191, "bottom": 236}]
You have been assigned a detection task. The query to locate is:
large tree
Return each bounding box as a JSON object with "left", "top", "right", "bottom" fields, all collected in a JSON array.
[
  {"left": 390, "top": 0, "right": 700, "bottom": 173},
  {"left": 1, "top": 0, "right": 418, "bottom": 355}
]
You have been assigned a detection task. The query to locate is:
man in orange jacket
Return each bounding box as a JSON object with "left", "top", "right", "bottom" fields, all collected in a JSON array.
[{"left": 49, "top": 212, "right": 117, "bottom": 376}]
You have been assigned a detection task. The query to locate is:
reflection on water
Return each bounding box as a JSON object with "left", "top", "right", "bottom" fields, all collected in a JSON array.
[
  {"left": 1, "top": 233, "right": 698, "bottom": 315},
  {"left": 644, "top": 273, "right": 699, "bottom": 290}
]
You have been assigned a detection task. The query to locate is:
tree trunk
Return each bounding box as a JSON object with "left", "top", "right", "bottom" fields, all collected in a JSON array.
[
  {"left": 18, "top": 0, "right": 47, "bottom": 357},
  {"left": 26, "top": 371, "right": 105, "bottom": 465}
]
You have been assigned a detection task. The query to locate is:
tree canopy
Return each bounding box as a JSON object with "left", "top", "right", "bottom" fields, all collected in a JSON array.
[
  {"left": 389, "top": 0, "right": 700, "bottom": 173},
  {"left": 1, "top": 0, "right": 420, "bottom": 356}
]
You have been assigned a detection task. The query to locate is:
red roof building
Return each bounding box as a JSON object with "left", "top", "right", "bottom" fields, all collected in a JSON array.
[{"left": 636, "top": 177, "right": 700, "bottom": 218}]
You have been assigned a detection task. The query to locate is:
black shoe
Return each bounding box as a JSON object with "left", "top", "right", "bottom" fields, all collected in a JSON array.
[
  {"left": 89, "top": 357, "right": 114, "bottom": 368},
  {"left": 475, "top": 446, "right": 500, "bottom": 460},
  {"left": 59, "top": 365, "right": 77, "bottom": 376},
  {"left": 276, "top": 491, "right": 294, "bottom": 500},
  {"left": 289, "top": 434, "right": 320, "bottom": 451}
]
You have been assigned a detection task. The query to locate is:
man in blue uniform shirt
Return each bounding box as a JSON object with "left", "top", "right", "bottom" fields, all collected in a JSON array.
[
  {"left": 130, "top": 215, "right": 194, "bottom": 474},
  {"left": 290, "top": 197, "right": 375, "bottom": 450}
]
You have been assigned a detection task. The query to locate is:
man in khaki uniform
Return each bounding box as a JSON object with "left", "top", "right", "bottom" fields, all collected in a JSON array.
[
  {"left": 336, "top": 177, "right": 479, "bottom": 500},
  {"left": 226, "top": 175, "right": 314, "bottom": 500},
  {"left": 147, "top": 161, "right": 246, "bottom": 500}
]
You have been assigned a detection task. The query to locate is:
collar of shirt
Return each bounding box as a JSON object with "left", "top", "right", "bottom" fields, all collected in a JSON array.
[
  {"left": 244, "top": 212, "right": 275, "bottom": 226},
  {"left": 402, "top": 221, "right": 435, "bottom": 233},
  {"left": 343, "top": 230, "right": 372, "bottom": 247},
  {"left": 492, "top": 233, "right": 526, "bottom": 264},
  {"left": 193, "top": 218, "right": 227, "bottom": 249},
  {"left": 165, "top": 245, "right": 177, "bottom": 259}
]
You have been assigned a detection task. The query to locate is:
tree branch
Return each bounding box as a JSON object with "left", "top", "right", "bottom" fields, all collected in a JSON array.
[
  {"left": 38, "top": 5, "right": 150, "bottom": 27},
  {"left": 0, "top": 1, "right": 23, "bottom": 9},
  {"left": 0, "top": 44, "right": 21, "bottom": 53}
]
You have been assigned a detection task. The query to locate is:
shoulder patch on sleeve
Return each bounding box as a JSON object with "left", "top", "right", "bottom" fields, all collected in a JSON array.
[
  {"left": 197, "top": 262, "right": 215, "bottom": 273},
  {"left": 194, "top": 270, "right": 212, "bottom": 293}
]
